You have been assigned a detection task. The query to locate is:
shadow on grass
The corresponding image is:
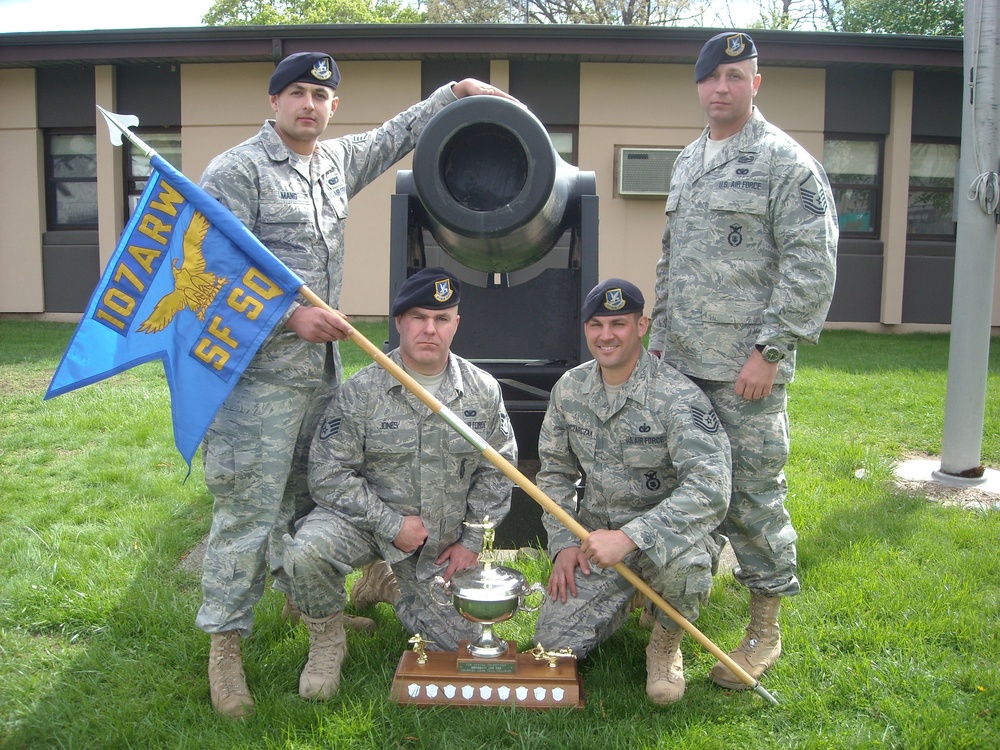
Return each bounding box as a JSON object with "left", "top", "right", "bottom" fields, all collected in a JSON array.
[
  {"left": 9, "top": 323, "right": 996, "bottom": 746},
  {"left": 3, "top": 518, "right": 782, "bottom": 749}
]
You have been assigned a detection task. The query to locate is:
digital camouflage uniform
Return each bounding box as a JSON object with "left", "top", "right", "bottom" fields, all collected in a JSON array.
[
  {"left": 532, "top": 352, "right": 731, "bottom": 657},
  {"left": 196, "top": 84, "right": 461, "bottom": 636},
  {"left": 648, "top": 106, "right": 838, "bottom": 597},
  {"left": 283, "top": 349, "right": 517, "bottom": 652}
]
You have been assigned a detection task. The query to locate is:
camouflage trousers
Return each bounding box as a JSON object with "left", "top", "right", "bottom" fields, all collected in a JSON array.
[
  {"left": 533, "top": 538, "right": 716, "bottom": 659},
  {"left": 283, "top": 506, "right": 479, "bottom": 651},
  {"left": 694, "top": 379, "right": 799, "bottom": 597},
  {"left": 196, "top": 373, "right": 337, "bottom": 636}
]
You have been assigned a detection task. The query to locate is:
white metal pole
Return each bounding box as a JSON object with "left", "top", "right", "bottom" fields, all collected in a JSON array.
[{"left": 939, "top": 0, "right": 1000, "bottom": 479}]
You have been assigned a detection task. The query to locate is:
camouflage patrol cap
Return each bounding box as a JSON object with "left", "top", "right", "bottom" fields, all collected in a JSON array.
[
  {"left": 581, "top": 278, "right": 644, "bottom": 321},
  {"left": 268, "top": 52, "right": 341, "bottom": 95},
  {"left": 695, "top": 31, "right": 758, "bottom": 83},
  {"left": 391, "top": 267, "right": 462, "bottom": 317}
]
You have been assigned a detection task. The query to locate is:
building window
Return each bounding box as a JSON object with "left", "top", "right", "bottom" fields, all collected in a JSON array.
[
  {"left": 46, "top": 131, "right": 98, "bottom": 229},
  {"left": 125, "top": 130, "right": 182, "bottom": 215},
  {"left": 823, "top": 136, "right": 882, "bottom": 237},
  {"left": 546, "top": 127, "right": 577, "bottom": 165},
  {"left": 908, "top": 140, "right": 959, "bottom": 238}
]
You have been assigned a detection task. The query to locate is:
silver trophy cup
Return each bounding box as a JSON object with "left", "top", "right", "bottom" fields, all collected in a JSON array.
[
  {"left": 432, "top": 560, "right": 544, "bottom": 658},
  {"left": 430, "top": 517, "right": 544, "bottom": 658}
]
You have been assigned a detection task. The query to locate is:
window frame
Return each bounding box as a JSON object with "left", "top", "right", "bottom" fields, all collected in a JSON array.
[
  {"left": 45, "top": 129, "right": 99, "bottom": 231},
  {"left": 123, "top": 128, "right": 182, "bottom": 217},
  {"left": 545, "top": 125, "right": 577, "bottom": 166},
  {"left": 823, "top": 133, "right": 884, "bottom": 239},
  {"left": 906, "top": 136, "right": 960, "bottom": 241}
]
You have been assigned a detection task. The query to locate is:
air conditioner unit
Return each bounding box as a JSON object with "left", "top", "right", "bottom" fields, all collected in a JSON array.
[{"left": 616, "top": 147, "right": 681, "bottom": 197}]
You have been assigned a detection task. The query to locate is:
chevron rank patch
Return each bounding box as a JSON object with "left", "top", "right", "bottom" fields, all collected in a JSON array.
[
  {"left": 690, "top": 406, "right": 721, "bottom": 434},
  {"left": 319, "top": 416, "right": 342, "bottom": 440},
  {"left": 799, "top": 173, "right": 829, "bottom": 216}
]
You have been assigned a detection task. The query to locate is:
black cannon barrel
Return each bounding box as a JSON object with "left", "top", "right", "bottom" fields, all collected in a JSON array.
[{"left": 398, "top": 96, "right": 595, "bottom": 274}]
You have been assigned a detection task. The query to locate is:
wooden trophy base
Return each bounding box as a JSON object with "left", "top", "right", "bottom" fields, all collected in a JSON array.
[{"left": 390, "top": 641, "right": 583, "bottom": 709}]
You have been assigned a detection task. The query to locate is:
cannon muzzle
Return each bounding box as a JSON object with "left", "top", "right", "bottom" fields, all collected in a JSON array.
[
  {"left": 397, "top": 96, "right": 595, "bottom": 273},
  {"left": 389, "top": 96, "right": 601, "bottom": 552}
]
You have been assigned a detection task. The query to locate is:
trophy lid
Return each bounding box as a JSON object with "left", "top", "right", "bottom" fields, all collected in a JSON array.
[{"left": 448, "top": 562, "right": 528, "bottom": 601}]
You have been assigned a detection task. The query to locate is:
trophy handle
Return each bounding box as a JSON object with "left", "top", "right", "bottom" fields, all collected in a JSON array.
[
  {"left": 519, "top": 582, "right": 546, "bottom": 613},
  {"left": 429, "top": 575, "right": 454, "bottom": 607}
]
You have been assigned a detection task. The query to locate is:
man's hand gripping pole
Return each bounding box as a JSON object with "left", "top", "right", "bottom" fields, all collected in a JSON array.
[{"left": 299, "top": 286, "right": 779, "bottom": 706}]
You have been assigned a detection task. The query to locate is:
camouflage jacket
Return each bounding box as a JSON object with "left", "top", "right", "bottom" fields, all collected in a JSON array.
[
  {"left": 199, "top": 83, "right": 458, "bottom": 388},
  {"left": 309, "top": 350, "right": 517, "bottom": 574},
  {"left": 537, "top": 352, "right": 731, "bottom": 569},
  {"left": 648, "top": 107, "right": 838, "bottom": 383}
]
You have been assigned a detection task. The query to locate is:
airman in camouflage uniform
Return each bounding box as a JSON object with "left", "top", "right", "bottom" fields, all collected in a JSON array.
[
  {"left": 533, "top": 279, "right": 731, "bottom": 705},
  {"left": 648, "top": 32, "right": 838, "bottom": 691},
  {"left": 195, "top": 52, "right": 516, "bottom": 717},
  {"left": 283, "top": 268, "right": 517, "bottom": 700}
]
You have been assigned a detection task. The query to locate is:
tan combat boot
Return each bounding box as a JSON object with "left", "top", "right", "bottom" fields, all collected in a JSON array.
[
  {"left": 283, "top": 592, "right": 376, "bottom": 634},
  {"left": 710, "top": 592, "right": 782, "bottom": 689},
  {"left": 350, "top": 560, "right": 400, "bottom": 610},
  {"left": 208, "top": 631, "right": 254, "bottom": 718},
  {"left": 629, "top": 590, "right": 654, "bottom": 630},
  {"left": 645, "top": 622, "right": 686, "bottom": 705},
  {"left": 299, "top": 612, "right": 348, "bottom": 700}
]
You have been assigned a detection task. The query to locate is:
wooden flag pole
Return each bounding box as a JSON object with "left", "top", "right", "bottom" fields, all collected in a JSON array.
[{"left": 299, "top": 286, "right": 779, "bottom": 706}]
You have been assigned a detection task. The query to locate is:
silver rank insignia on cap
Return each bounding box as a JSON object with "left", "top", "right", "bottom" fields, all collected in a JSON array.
[
  {"left": 312, "top": 58, "right": 333, "bottom": 81},
  {"left": 726, "top": 34, "right": 746, "bottom": 57},
  {"left": 434, "top": 278, "right": 454, "bottom": 302},
  {"left": 603, "top": 288, "right": 625, "bottom": 311}
]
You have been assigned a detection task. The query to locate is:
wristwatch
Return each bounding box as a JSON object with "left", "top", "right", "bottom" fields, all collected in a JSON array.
[{"left": 755, "top": 344, "right": 784, "bottom": 363}]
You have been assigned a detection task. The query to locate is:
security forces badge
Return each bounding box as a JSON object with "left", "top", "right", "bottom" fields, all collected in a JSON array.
[
  {"left": 725, "top": 34, "right": 748, "bottom": 57},
  {"left": 311, "top": 57, "right": 334, "bottom": 82},
  {"left": 434, "top": 278, "right": 454, "bottom": 304},
  {"left": 644, "top": 470, "right": 661, "bottom": 491},
  {"left": 603, "top": 287, "right": 626, "bottom": 311}
]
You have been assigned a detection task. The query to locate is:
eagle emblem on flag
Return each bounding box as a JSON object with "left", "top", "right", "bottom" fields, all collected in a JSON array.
[{"left": 137, "top": 212, "right": 228, "bottom": 333}]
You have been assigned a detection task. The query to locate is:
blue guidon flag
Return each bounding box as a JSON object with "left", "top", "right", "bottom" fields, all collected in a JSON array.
[{"left": 45, "top": 154, "right": 304, "bottom": 468}]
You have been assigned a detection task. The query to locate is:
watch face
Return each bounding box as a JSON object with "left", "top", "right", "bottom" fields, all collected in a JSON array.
[{"left": 762, "top": 346, "right": 783, "bottom": 363}]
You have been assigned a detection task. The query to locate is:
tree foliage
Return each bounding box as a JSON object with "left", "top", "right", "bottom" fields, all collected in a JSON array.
[
  {"left": 425, "top": 0, "right": 507, "bottom": 23},
  {"left": 201, "top": 0, "right": 964, "bottom": 33},
  {"left": 426, "top": 0, "right": 704, "bottom": 25},
  {"left": 202, "top": 0, "right": 426, "bottom": 26},
  {"left": 736, "top": 0, "right": 964, "bottom": 33},
  {"left": 732, "top": 0, "right": 832, "bottom": 30},
  {"left": 826, "top": 0, "right": 963, "bottom": 34}
]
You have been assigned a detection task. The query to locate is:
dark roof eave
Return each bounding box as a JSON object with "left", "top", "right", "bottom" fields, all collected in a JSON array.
[{"left": 0, "top": 24, "right": 963, "bottom": 70}]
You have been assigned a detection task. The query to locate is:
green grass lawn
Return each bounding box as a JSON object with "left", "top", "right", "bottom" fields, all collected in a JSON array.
[{"left": 1, "top": 321, "right": 998, "bottom": 749}]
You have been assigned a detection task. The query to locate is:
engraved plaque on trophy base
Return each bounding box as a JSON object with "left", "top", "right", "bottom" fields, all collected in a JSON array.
[
  {"left": 457, "top": 641, "right": 517, "bottom": 674},
  {"left": 390, "top": 641, "right": 584, "bottom": 709}
]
